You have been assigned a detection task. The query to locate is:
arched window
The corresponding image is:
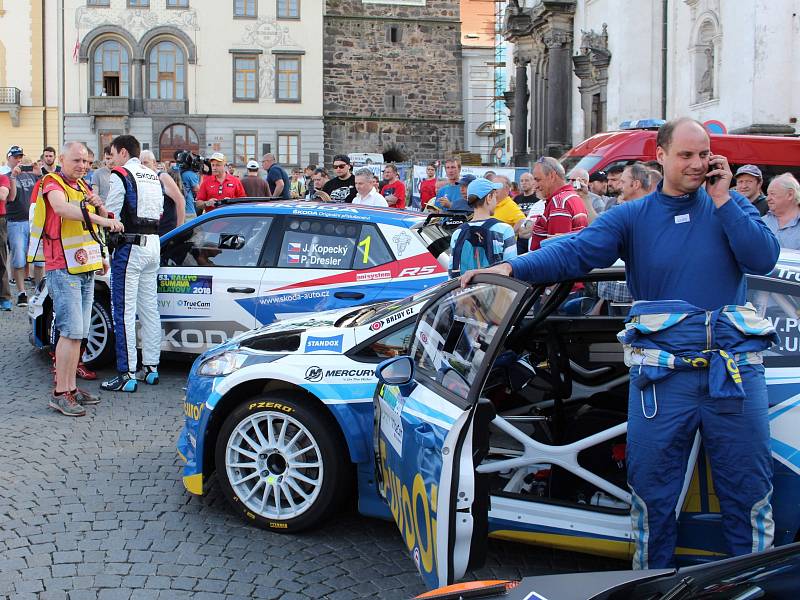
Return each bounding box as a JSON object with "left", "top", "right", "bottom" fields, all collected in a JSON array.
[
  {"left": 148, "top": 41, "right": 186, "bottom": 100},
  {"left": 693, "top": 18, "right": 719, "bottom": 104},
  {"left": 159, "top": 123, "right": 199, "bottom": 162},
  {"left": 92, "top": 40, "right": 130, "bottom": 97}
]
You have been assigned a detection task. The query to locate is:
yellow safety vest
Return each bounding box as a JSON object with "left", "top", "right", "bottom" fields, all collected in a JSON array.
[{"left": 27, "top": 173, "right": 103, "bottom": 274}]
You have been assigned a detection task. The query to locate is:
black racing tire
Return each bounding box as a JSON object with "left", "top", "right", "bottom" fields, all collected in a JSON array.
[
  {"left": 215, "top": 392, "right": 349, "bottom": 532},
  {"left": 81, "top": 296, "right": 115, "bottom": 370}
]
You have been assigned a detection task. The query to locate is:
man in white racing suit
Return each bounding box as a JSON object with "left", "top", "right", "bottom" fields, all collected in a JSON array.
[{"left": 101, "top": 135, "right": 164, "bottom": 392}]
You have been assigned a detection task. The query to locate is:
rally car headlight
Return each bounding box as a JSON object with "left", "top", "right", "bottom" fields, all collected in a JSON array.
[{"left": 197, "top": 350, "right": 247, "bottom": 377}]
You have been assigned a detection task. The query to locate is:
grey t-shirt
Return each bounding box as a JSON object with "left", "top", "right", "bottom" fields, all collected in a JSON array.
[
  {"left": 6, "top": 172, "right": 40, "bottom": 221},
  {"left": 92, "top": 167, "right": 112, "bottom": 202}
]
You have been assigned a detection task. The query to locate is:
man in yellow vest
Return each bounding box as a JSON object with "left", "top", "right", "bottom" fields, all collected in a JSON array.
[{"left": 30, "top": 142, "right": 123, "bottom": 416}]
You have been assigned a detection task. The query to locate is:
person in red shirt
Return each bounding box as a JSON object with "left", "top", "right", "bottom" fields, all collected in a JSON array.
[
  {"left": 380, "top": 163, "right": 406, "bottom": 209},
  {"left": 195, "top": 152, "right": 246, "bottom": 212},
  {"left": 37, "top": 142, "right": 122, "bottom": 415},
  {"left": 529, "top": 156, "right": 589, "bottom": 251},
  {"left": 419, "top": 163, "right": 437, "bottom": 208},
  {"left": 0, "top": 172, "right": 11, "bottom": 310}
]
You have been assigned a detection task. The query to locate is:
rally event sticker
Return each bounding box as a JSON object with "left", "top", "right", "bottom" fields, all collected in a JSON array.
[{"left": 158, "top": 274, "right": 213, "bottom": 295}]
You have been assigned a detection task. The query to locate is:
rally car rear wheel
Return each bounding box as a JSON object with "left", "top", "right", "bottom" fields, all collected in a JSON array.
[
  {"left": 82, "top": 297, "right": 114, "bottom": 369},
  {"left": 215, "top": 393, "right": 348, "bottom": 532},
  {"left": 45, "top": 295, "right": 115, "bottom": 369}
]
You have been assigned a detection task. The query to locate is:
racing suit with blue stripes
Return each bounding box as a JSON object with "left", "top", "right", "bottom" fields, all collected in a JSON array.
[
  {"left": 106, "top": 158, "right": 163, "bottom": 375},
  {"left": 507, "top": 184, "right": 780, "bottom": 568}
]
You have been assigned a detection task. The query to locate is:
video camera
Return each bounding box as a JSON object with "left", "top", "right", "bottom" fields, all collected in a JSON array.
[{"left": 174, "top": 149, "right": 211, "bottom": 175}]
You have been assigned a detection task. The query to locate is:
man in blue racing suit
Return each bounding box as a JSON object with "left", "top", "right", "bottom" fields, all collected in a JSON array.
[
  {"left": 101, "top": 135, "right": 164, "bottom": 393},
  {"left": 461, "top": 117, "right": 780, "bottom": 569}
]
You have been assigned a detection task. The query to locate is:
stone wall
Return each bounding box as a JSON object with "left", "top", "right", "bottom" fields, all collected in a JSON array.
[
  {"left": 324, "top": 117, "right": 464, "bottom": 164},
  {"left": 323, "top": 0, "right": 465, "bottom": 163}
]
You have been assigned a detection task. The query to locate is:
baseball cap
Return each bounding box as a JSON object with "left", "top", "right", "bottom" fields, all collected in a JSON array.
[
  {"left": 589, "top": 170, "right": 607, "bottom": 182},
  {"left": 209, "top": 152, "right": 226, "bottom": 163},
  {"left": 735, "top": 164, "right": 762, "bottom": 179},
  {"left": 246, "top": 160, "right": 259, "bottom": 170},
  {"left": 458, "top": 174, "right": 477, "bottom": 186},
  {"left": 467, "top": 177, "right": 503, "bottom": 199},
  {"left": 7, "top": 145, "right": 23, "bottom": 158}
]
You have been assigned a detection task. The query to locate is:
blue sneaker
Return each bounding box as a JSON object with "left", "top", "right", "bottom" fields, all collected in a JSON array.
[
  {"left": 0, "top": 299, "right": 11, "bottom": 311},
  {"left": 134, "top": 365, "right": 159, "bottom": 385},
  {"left": 100, "top": 372, "right": 138, "bottom": 392}
]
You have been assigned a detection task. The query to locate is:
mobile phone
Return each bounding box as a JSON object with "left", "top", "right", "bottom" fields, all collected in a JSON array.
[
  {"left": 707, "top": 159, "right": 718, "bottom": 186},
  {"left": 20, "top": 165, "right": 33, "bottom": 172},
  {"left": 572, "top": 180, "right": 582, "bottom": 190}
]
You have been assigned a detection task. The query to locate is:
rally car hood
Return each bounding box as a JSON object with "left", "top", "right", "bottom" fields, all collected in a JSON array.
[
  {"left": 220, "top": 286, "right": 438, "bottom": 361},
  {"left": 237, "top": 305, "right": 362, "bottom": 338},
  {"left": 231, "top": 316, "right": 358, "bottom": 356}
]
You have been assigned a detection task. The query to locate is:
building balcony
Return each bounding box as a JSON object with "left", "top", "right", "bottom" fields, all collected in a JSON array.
[
  {"left": 143, "top": 99, "right": 188, "bottom": 115},
  {"left": 0, "top": 87, "right": 21, "bottom": 127},
  {"left": 88, "top": 96, "right": 132, "bottom": 116}
]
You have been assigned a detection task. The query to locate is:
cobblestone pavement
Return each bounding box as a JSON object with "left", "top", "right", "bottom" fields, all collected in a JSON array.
[{"left": 0, "top": 303, "right": 624, "bottom": 599}]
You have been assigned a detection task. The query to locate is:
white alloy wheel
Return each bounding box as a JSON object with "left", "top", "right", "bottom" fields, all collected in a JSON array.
[{"left": 224, "top": 411, "right": 324, "bottom": 520}]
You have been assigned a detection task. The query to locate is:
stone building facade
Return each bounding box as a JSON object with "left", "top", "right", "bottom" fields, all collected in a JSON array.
[
  {"left": 505, "top": 0, "right": 800, "bottom": 167},
  {"left": 62, "top": 0, "right": 323, "bottom": 169},
  {"left": 504, "top": 0, "right": 576, "bottom": 164},
  {"left": 323, "top": 0, "right": 465, "bottom": 164}
]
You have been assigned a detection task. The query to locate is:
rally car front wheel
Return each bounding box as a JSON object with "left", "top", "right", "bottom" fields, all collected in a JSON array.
[{"left": 215, "top": 393, "right": 349, "bottom": 532}]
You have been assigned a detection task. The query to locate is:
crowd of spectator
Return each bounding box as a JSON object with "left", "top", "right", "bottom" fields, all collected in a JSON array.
[{"left": 0, "top": 141, "right": 799, "bottom": 315}]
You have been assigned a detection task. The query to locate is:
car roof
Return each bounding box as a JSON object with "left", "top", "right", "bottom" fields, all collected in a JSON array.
[{"left": 195, "top": 200, "right": 425, "bottom": 228}]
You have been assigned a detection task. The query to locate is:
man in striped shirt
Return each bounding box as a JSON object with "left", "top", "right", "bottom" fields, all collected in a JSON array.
[{"left": 529, "top": 156, "right": 588, "bottom": 251}]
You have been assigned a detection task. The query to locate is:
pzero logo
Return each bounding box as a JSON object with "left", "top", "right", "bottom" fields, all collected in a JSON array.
[
  {"left": 74, "top": 249, "right": 88, "bottom": 265},
  {"left": 305, "top": 366, "right": 323, "bottom": 382}
]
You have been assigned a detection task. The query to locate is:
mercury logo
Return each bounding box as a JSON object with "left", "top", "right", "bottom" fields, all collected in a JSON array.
[{"left": 305, "top": 366, "right": 323, "bottom": 382}]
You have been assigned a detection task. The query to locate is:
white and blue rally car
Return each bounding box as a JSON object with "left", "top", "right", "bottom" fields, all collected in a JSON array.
[
  {"left": 179, "top": 252, "right": 800, "bottom": 590},
  {"left": 28, "top": 201, "right": 455, "bottom": 367}
]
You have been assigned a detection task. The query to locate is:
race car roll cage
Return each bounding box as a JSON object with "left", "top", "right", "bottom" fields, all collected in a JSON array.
[{"left": 472, "top": 269, "right": 700, "bottom": 515}]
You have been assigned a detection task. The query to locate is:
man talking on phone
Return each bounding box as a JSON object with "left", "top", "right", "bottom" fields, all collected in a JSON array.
[{"left": 461, "top": 117, "right": 780, "bottom": 569}]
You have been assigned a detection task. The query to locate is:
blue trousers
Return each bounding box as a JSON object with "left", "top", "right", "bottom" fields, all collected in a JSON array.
[{"left": 627, "top": 365, "right": 774, "bottom": 568}]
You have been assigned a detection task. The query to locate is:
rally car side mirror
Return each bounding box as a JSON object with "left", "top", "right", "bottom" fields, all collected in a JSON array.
[{"left": 376, "top": 356, "right": 414, "bottom": 386}]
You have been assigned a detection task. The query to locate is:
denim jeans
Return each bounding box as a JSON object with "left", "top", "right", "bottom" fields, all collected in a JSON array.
[
  {"left": 47, "top": 269, "right": 95, "bottom": 340},
  {"left": 7, "top": 219, "right": 29, "bottom": 270}
]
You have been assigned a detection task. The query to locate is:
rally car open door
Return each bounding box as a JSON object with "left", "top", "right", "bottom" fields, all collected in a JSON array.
[{"left": 373, "top": 275, "right": 532, "bottom": 589}]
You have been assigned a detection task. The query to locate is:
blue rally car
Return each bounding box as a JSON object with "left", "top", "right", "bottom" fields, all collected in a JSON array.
[
  {"left": 179, "top": 251, "right": 800, "bottom": 590},
  {"left": 28, "top": 201, "right": 454, "bottom": 367}
]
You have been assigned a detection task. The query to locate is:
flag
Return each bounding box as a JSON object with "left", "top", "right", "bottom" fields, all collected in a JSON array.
[
  {"left": 288, "top": 254, "right": 301, "bottom": 264},
  {"left": 288, "top": 242, "right": 302, "bottom": 252}
]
